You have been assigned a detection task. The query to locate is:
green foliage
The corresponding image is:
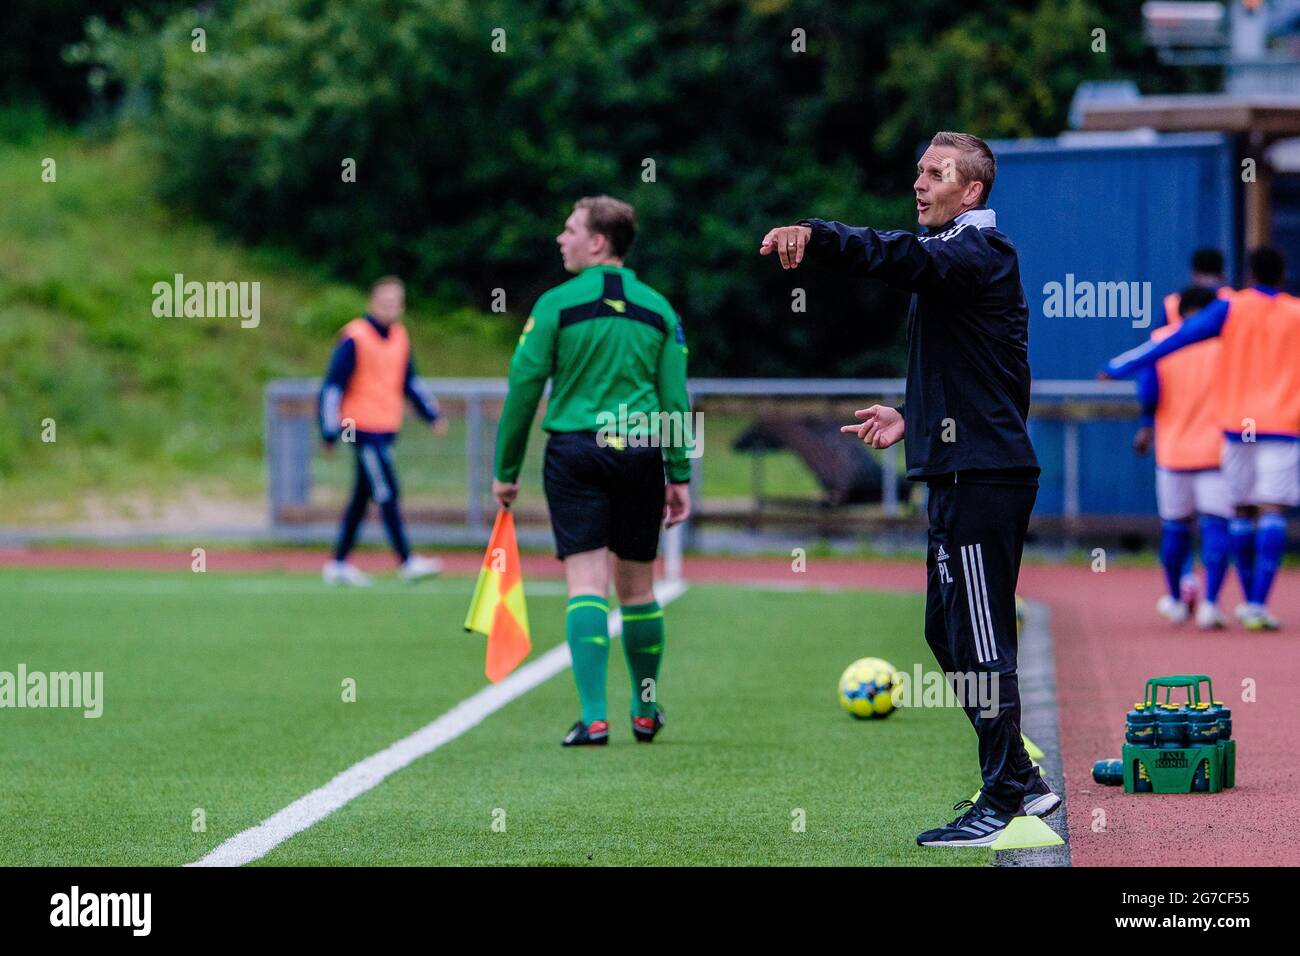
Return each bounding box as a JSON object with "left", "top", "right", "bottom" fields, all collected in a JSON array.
[
  {"left": 0, "top": 124, "right": 514, "bottom": 514},
  {"left": 876, "top": 0, "right": 1167, "bottom": 154},
  {"left": 0, "top": 100, "right": 51, "bottom": 145},
  {"left": 0, "top": 1, "right": 188, "bottom": 119},
  {"left": 74, "top": 0, "right": 1183, "bottom": 377}
]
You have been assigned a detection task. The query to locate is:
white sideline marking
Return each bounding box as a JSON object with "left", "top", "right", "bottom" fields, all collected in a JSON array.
[
  {"left": 188, "top": 579, "right": 687, "bottom": 867},
  {"left": 1, "top": 579, "right": 573, "bottom": 597}
]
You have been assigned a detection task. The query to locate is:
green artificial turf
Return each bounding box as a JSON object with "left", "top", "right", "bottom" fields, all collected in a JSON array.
[{"left": 0, "top": 569, "right": 990, "bottom": 866}]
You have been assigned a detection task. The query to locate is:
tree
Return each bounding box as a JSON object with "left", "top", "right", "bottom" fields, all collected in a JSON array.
[{"left": 79, "top": 0, "right": 1181, "bottom": 375}]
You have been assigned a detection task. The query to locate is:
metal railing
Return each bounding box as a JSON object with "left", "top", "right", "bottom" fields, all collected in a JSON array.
[{"left": 266, "top": 377, "right": 1140, "bottom": 545}]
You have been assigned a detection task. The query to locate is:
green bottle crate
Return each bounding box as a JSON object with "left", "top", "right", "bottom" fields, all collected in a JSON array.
[
  {"left": 1121, "top": 675, "right": 1236, "bottom": 795},
  {"left": 1122, "top": 739, "right": 1234, "bottom": 794}
]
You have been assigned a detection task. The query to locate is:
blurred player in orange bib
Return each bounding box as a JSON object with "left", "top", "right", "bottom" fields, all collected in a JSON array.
[
  {"left": 317, "top": 276, "right": 447, "bottom": 586},
  {"left": 1128, "top": 249, "right": 1236, "bottom": 628},
  {"left": 1133, "top": 283, "right": 1232, "bottom": 627},
  {"left": 1106, "top": 248, "right": 1300, "bottom": 630}
]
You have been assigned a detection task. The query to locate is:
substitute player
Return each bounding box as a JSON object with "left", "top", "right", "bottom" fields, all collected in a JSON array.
[
  {"left": 492, "top": 196, "right": 693, "bottom": 746},
  {"left": 1138, "top": 249, "right": 1234, "bottom": 618},
  {"left": 1104, "top": 247, "right": 1300, "bottom": 630},
  {"left": 761, "top": 131, "right": 1060, "bottom": 847},
  {"left": 1181, "top": 247, "right": 1230, "bottom": 297},
  {"left": 1134, "top": 285, "right": 1234, "bottom": 629},
  {"left": 318, "top": 276, "right": 445, "bottom": 586}
]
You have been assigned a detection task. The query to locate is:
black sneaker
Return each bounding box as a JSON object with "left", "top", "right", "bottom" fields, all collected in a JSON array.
[
  {"left": 562, "top": 719, "right": 609, "bottom": 747},
  {"left": 916, "top": 799, "right": 1020, "bottom": 847},
  {"left": 1023, "top": 770, "right": 1061, "bottom": 819},
  {"left": 632, "top": 707, "right": 666, "bottom": 742}
]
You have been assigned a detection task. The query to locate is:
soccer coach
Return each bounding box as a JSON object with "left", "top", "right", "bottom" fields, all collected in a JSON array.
[{"left": 760, "top": 131, "right": 1059, "bottom": 846}]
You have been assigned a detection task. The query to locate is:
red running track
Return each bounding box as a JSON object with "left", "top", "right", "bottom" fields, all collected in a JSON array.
[{"left": 2, "top": 545, "right": 1295, "bottom": 865}]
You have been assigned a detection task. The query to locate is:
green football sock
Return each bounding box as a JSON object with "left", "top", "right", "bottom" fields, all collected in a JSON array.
[
  {"left": 620, "top": 600, "right": 664, "bottom": 719},
  {"left": 566, "top": 595, "right": 610, "bottom": 724}
]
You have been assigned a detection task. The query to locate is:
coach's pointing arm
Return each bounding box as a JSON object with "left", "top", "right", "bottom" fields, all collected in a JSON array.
[{"left": 759, "top": 220, "right": 986, "bottom": 295}]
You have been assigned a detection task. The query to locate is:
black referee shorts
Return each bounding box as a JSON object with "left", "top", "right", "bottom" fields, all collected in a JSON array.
[
  {"left": 924, "top": 475, "right": 1038, "bottom": 814},
  {"left": 543, "top": 431, "right": 666, "bottom": 562}
]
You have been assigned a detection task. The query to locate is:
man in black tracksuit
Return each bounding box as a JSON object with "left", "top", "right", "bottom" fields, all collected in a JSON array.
[{"left": 761, "top": 131, "right": 1061, "bottom": 847}]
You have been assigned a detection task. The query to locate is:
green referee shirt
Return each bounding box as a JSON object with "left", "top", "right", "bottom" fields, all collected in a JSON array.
[{"left": 494, "top": 264, "right": 693, "bottom": 485}]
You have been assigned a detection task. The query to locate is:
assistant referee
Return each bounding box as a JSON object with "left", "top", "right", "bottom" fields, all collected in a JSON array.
[
  {"left": 761, "top": 131, "right": 1060, "bottom": 846},
  {"left": 492, "top": 196, "right": 692, "bottom": 747}
]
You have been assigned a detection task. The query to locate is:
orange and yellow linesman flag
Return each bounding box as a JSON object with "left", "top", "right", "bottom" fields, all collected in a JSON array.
[{"left": 463, "top": 508, "right": 531, "bottom": 682}]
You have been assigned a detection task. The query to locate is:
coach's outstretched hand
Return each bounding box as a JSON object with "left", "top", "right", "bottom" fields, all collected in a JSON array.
[
  {"left": 492, "top": 478, "right": 519, "bottom": 509},
  {"left": 759, "top": 225, "right": 812, "bottom": 269},
  {"left": 664, "top": 483, "right": 691, "bottom": 528},
  {"left": 841, "top": 405, "right": 904, "bottom": 450}
]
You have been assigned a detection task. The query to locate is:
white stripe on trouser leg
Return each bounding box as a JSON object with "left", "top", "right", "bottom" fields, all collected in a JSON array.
[
  {"left": 972, "top": 546, "right": 998, "bottom": 665},
  {"left": 972, "top": 544, "right": 999, "bottom": 663},
  {"left": 960, "top": 546, "right": 990, "bottom": 663},
  {"left": 360, "top": 446, "right": 391, "bottom": 504},
  {"left": 964, "top": 544, "right": 995, "bottom": 664}
]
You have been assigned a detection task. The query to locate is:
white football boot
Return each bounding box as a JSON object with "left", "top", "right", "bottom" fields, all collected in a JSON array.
[
  {"left": 323, "top": 560, "right": 373, "bottom": 587},
  {"left": 400, "top": 555, "right": 442, "bottom": 581},
  {"left": 1243, "top": 605, "right": 1281, "bottom": 632},
  {"left": 1195, "top": 602, "right": 1226, "bottom": 631},
  {"left": 1156, "top": 595, "right": 1190, "bottom": 624}
]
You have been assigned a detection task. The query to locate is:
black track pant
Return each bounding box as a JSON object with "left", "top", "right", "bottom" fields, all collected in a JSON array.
[
  {"left": 924, "top": 477, "right": 1037, "bottom": 814},
  {"left": 334, "top": 436, "right": 410, "bottom": 563}
]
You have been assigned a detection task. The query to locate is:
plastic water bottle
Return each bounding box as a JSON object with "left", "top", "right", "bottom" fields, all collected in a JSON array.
[
  {"left": 1155, "top": 703, "right": 1188, "bottom": 749},
  {"left": 1125, "top": 703, "right": 1155, "bottom": 745},
  {"left": 1092, "top": 758, "right": 1123, "bottom": 786}
]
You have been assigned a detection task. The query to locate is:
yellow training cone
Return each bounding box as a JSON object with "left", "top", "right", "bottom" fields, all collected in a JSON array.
[{"left": 989, "top": 815, "right": 1064, "bottom": 850}]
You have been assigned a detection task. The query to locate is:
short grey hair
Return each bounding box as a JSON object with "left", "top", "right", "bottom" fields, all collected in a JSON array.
[{"left": 930, "top": 131, "right": 996, "bottom": 204}]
